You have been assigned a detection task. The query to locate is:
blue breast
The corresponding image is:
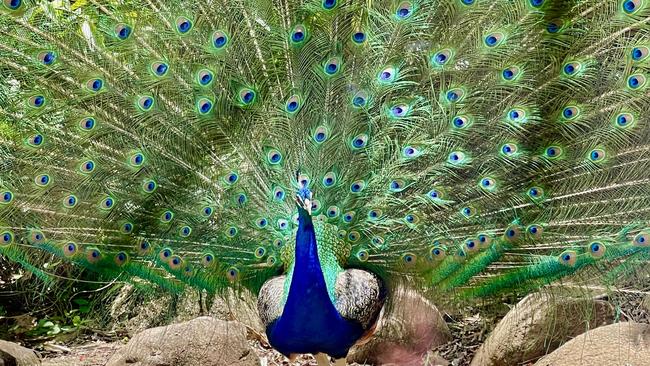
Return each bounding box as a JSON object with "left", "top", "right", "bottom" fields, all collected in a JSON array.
[{"left": 266, "top": 207, "right": 365, "bottom": 358}]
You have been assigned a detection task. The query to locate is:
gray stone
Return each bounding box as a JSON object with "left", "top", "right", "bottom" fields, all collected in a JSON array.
[
  {"left": 106, "top": 317, "right": 259, "bottom": 366},
  {"left": 0, "top": 340, "right": 40, "bottom": 366},
  {"left": 534, "top": 322, "right": 650, "bottom": 366},
  {"left": 347, "top": 288, "right": 451, "bottom": 366},
  {"left": 470, "top": 292, "right": 615, "bottom": 366}
]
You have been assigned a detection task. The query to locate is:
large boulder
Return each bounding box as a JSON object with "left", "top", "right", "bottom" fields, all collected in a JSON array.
[
  {"left": 208, "top": 288, "right": 265, "bottom": 334},
  {"left": 470, "top": 292, "right": 615, "bottom": 366},
  {"left": 0, "top": 340, "right": 40, "bottom": 366},
  {"left": 534, "top": 322, "right": 650, "bottom": 366},
  {"left": 347, "top": 289, "right": 451, "bottom": 366},
  {"left": 110, "top": 285, "right": 264, "bottom": 334},
  {"left": 106, "top": 317, "right": 259, "bottom": 366}
]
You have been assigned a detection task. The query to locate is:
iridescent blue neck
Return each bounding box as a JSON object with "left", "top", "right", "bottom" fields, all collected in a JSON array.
[
  {"left": 284, "top": 206, "right": 333, "bottom": 309},
  {"left": 267, "top": 206, "right": 366, "bottom": 357}
]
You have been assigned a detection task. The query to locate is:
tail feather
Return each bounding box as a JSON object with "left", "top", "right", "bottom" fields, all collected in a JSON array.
[{"left": 0, "top": 0, "right": 649, "bottom": 304}]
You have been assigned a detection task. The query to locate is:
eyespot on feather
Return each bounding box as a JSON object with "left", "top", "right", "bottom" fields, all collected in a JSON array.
[
  {"left": 634, "top": 232, "right": 649, "bottom": 247},
  {"left": 1, "top": 191, "right": 14, "bottom": 205},
  {"left": 34, "top": 174, "right": 51, "bottom": 187},
  {"left": 114, "top": 24, "right": 132, "bottom": 40},
  {"left": 63, "top": 194, "right": 77, "bottom": 208},
  {"left": 588, "top": 241, "right": 606, "bottom": 258},
  {"left": 175, "top": 16, "right": 193, "bottom": 34},
  {"left": 212, "top": 30, "right": 229, "bottom": 49},
  {"left": 63, "top": 242, "right": 77, "bottom": 257},
  {"left": 226, "top": 267, "right": 239, "bottom": 282},
  {"left": 86, "top": 248, "right": 101, "bottom": 263},
  {"left": 114, "top": 252, "right": 128, "bottom": 266},
  {"left": 504, "top": 225, "right": 522, "bottom": 241},
  {"left": 0, "top": 230, "right": 14, "bottom": 246},
  {"left": 37, "top": 51, "right": 57, "bottom": 65},
  {"left": 430, "top": 246, "right": 446, "bottom": 260},
  {"left": 559, "top": 250, "right": 577, "bottom": 266}
]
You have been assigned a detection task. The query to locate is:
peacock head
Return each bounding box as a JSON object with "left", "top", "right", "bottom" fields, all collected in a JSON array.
[{"left": 295, "top": 170, "right": 313, "bottom": 217}]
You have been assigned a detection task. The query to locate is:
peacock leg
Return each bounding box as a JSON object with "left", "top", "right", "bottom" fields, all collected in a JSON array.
[{"left": 314, "top": 353, "right": 330, "bottom": 366}]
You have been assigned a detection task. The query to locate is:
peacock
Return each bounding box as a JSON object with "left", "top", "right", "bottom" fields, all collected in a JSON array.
[{"left": 1, "top": 0, "right": 649, "bottom": 364}]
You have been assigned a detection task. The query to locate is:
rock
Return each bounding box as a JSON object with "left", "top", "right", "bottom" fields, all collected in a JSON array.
[
  {"left": 110, "top": 285, "right": 265, "bottom": 335},
  {"left": 106, "top": 317, "right": 260, "bottom": 366},
  {"left": 347, "top": 288, "right": 452, "bottom": 366},
  {"left": 0, "top": 340, "right": 40, "bottom": 366},
  {"left": 470, "top": 291, "right": 615, "bottom": 366},
  {"left": 109, "top": 284, "right": 178, "bottom": 333},
  {"left": 208, "top": 288, "right": 265, "bottom": 334},
  {"left": 534, "top": 322, "right": 650, "bottom": 366}
]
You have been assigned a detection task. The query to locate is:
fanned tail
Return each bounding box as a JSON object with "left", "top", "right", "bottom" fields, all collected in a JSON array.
[{"left": 0, "top": 0, "right": 649, "bottom": 305}]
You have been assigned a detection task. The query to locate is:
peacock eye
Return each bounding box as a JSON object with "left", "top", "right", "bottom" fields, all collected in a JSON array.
[
  {"left": 227, "top": 267, "right": 239, "bottom": 282},
  {"left": 121, "top": 222, "right": 133, "bottom": 234},
  {"left": 113, "top": 252, "right": 128, "bottom": 266},
  {"left": 562, "top": 61, "right": 582, "bottom": 76},
  {"left": 623, "top": 0, "right": 641, "bottom": 14},
  {"left": 627, "top": 74, "right": 646, "bottom": 90},
  {"left": 352, "top": 31, "right": 366, "bottom": 44},
  {"left": 502, "top": 66, "right": 520, "bottom": 81},
  {"left": 478, "top": 234, "right": 492, "bottom": 248},
  {"left": 507, "top": 108, "right": 527, "bottom": 123},
  {"left": 480, "top": 177, "right": 496, "bottom": 190},
  {"left": 527, "top": 186, "right": 544, "bottom": 200},
  {"left": 558, "top": 251, "right": 577, "bottom": 266},
  {"left": 29, "top": 95, "right": 46, "bottom": 108},
  {"left": 80, "top": 117, "right": 96, "bottom": 131},
  {"left": 395, "top": 1, "right": 414, "bottom": 20},
  {"left": 161, "top": 210, "right": 174, "bottom": 222},
  {"left": 239, "top": 88, "right": 256, "bottom": 105},
  {"left": 115, "top": 24, "right": 132, "bottom": 40},
  {"left": 87, "top": 248, "right": 102, "bottom": 263},
  {"left": 431, "top": 49, "right": 452, "bottom": 67},
  {"left": 634, "top": 232, "right": 648, "bottom": 247},
  {"left": 179, "top": 226, "right": 192, "bottom": 237},
  {"left": 544, "top": 146, "right": 563, "bottom": 159},
  {"left": 401, "top": 252, "right": 416, "bottom": 265},
  {"left": 202, "top": 253, "right": 214, "bottom": 267},
  {"left": 356, "top": 250, "right": 369, "bottom": 262},
  {"left": 27, "top": 134, "right": 44, "bottom": 147},
  {"left": 202, "top": 206, "right": 213, "bottom": 217},
  {"left": 1, "top": 191, "right": 13, "bottom": 204},
  {"left": 350, "top": 180, "right": 365, "bottom": 193},
  {"left": 378, "top": 66, "right": 397, "bottom": 83},
  {"left": 588, "top": 241, "right": 606, "bottom": 258},
  {"left": 1, "top": 230, "right": 14, "bottom": 245},
  {"left": 323, "top": 56, "right": 341, "bottom": 76},
  {"left": 197, "top": 98, "right": 213, "bottom": 115},
  {"left": 137, "top": 96, "right": 155, "bottom": 111},
  {"left": 431, "top": 246, "right": 445, "bottom": 259},
  {"left": 86, "top": 78, "right": 104, "bottom": 92},
  {"left": 35, "top": 174, "right": 51, "bottom": 187},
  {"left": 290, "top": 25, "right": 308, "bottom": 45},
  {"left": 501, "top": 143, "right": 518, "bottom": 156},
  {"left": 175, "top": 16, "right": 193, "bottom": 34},
  {"left": 504, "top": 225, "right": 521, "bottom": 241},
  {"left": 255, "top": 247, "right": 266, "bottom": 258},
  {"left": 484, "top": 32, "right": 505, "bottom": 47},
  {"left": 212, "top": 30, "right": 229, "bottom": 49}
]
